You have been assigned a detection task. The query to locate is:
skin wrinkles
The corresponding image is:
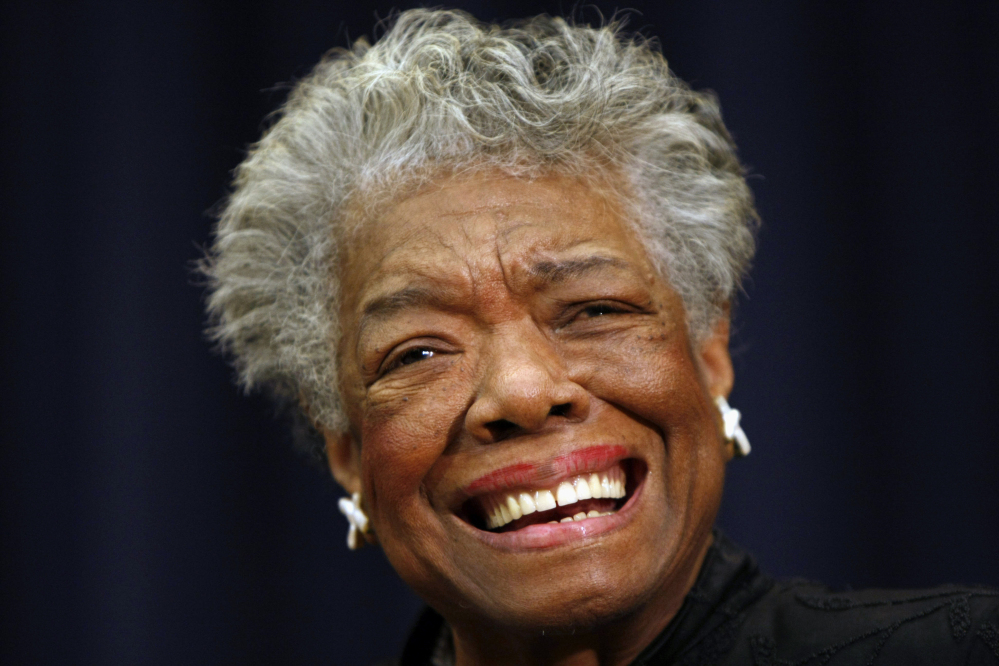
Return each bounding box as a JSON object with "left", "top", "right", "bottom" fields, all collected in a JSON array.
[
  {"left": 362, "top": 255, "right": 631, "bottom": 332},
  {"left": 356, "top": 250, "right": 647, "bottom": 384},
  {"left": 327, "top": 171, "right": 735, "bottom": 666}
]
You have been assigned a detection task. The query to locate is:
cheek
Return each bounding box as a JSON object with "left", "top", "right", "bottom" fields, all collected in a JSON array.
[
  {"left": 566, "top": 327, "right": 726, "bottom": 516},
  {"left": 358, "top": 376, "right": 471, "bottom": 520},
  {"left": 568, "top": 330, "right": 708, "bottom": 435},
  {"left": 355, "top": 381, "right": 473, "bottom": 598}
]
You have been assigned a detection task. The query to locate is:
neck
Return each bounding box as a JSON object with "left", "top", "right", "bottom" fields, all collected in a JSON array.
[{"left": 449, "top": 535, "right": 713, "bottom": 666}]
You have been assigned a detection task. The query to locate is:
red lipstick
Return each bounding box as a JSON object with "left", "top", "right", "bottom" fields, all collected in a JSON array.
[{"left": 465, "top": 444, "right": 628, "bottom": 495}]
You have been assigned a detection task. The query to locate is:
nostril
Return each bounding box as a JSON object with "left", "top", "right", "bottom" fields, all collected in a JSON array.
[
  {"left": 485, "top": 419, "right": 519, "bottom": 442},
  {"left": 477, "top": 402, "right": 579, "bottom": 442},
  {"left": 548, "top": 403, "right": 572, "bottom": 417}
]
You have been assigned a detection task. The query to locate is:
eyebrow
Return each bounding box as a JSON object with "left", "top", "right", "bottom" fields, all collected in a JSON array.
[
  {"left": 359, "top": 285, "right": 454, "bottom": 332},
  {"left": 527, "top": 255, "right": 631, "bottom": 285},
  {"left": 358, "top": 255, "right": 632, "bottom": 331}
]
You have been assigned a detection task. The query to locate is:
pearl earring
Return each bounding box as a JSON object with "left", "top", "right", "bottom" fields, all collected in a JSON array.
[
  {"left": 715, "top": 396, "right": 751, "bottom": 457},
  {"left": 337, "top": 492, "right": 370, "bottom": 550}
]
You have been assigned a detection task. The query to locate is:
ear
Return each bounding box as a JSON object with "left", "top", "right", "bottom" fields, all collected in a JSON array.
[
  {"left": 324, "top": 430, "right": 378, "bottom": 546},
  {"left": 323, "top": 429, "right": 363, "bottom": 496},
  {"left": 696, "top": 309, "right": 734, "bottom": 402}
]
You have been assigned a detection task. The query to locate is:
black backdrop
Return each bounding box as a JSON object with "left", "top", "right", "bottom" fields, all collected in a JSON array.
[{"left": 3, "top": 1, "right": 998, "bottom": 663}]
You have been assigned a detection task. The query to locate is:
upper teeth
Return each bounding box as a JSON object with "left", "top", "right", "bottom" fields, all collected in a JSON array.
[{"left": 481, "top": 466, "right": 626, "bottom": 530}]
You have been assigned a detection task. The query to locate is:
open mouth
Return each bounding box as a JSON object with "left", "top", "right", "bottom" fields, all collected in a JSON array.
[{"left": 460, "top": 459, "right": 645, "bottom": 533}]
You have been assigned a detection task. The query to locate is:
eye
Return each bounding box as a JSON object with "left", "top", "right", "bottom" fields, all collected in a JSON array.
[
  {"left": 395, "top": 347, "right": 435, "bottom": 367},
  {"left": 557, "top": 300, "right": 640, "bottom": 332},
  {"left": 383, "top": 347, "right": 436, "bottom": 373},
  {"left": 579, "top": 303, "right": 624, "bottom": 318},
  {"left": 573, "top": 301, "right": 636, "bottom": 321}
]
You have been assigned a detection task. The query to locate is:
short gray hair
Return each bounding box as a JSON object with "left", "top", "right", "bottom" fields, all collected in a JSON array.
[{"left": 201, "top": 9, "right": 759, "bottom": 455}]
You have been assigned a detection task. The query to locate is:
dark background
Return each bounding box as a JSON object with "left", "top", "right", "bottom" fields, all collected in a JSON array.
[{"left": 3, "top": 1, "right": 998, "bottom": 663}]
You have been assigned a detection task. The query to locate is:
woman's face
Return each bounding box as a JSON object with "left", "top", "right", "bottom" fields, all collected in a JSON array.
[{"left": 330, "top": 172, "right": 733, "bottom": 637}]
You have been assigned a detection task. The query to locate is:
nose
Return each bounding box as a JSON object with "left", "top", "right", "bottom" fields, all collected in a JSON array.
[{"left": 464, "top": 321, "right": 590, "bottom": 443}]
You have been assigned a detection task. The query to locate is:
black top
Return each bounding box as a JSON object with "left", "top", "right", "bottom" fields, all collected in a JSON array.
[{"left": 389, "top": 531, "right": 999, "bottom": 665}]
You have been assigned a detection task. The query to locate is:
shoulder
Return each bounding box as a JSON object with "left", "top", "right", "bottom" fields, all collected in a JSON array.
[
  {"left": 725, "top": 579, "right": 999, "bottom": 665},
  {"left": 659, "top": 533, "right": 999, "bottom": 666}
]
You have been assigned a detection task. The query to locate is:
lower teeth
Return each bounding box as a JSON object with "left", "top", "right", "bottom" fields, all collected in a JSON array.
[{"left": 548, "top": 510, "right": 613, "bottom": 524}]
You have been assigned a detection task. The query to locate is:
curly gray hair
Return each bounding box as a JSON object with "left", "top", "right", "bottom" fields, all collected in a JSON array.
[{"left": 202, "top": 9, "right": 759, "bottom": 456}]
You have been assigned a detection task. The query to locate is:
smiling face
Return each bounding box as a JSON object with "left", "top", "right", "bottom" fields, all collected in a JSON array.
[{"left": 328, "top": 171, "right": 734, "bottom": 655}]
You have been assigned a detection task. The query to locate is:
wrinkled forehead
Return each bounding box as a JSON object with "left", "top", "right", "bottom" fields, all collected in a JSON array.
[{"left": 337, "top": 172, "right": 652, "bottom": 310}]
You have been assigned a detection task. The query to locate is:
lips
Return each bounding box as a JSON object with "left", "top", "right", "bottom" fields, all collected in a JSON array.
[{"left": 457, "top": 445, "right": 643, "bottom": 537}]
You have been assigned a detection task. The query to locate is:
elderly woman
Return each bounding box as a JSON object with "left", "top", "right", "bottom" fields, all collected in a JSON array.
[{"left": 203, "top": 9, "right": 998, "bottom": 666}]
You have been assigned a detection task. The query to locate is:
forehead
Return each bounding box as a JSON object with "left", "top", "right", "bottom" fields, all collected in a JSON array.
[{"left": 340, "top": 172, "right": 650, "bottom": 301}]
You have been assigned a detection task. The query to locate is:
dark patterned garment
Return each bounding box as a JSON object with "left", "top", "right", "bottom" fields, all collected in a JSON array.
[{"left": 388, "top": 531, "right": 999, "bottom": 665}]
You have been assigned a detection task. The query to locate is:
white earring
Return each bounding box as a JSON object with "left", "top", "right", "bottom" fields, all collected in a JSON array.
[
  {"left": 715, "top": 396, "right": 751, "bottom": 457},
  {"left": 337, "top": 492, "right": 370, "bottom": 550}
]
